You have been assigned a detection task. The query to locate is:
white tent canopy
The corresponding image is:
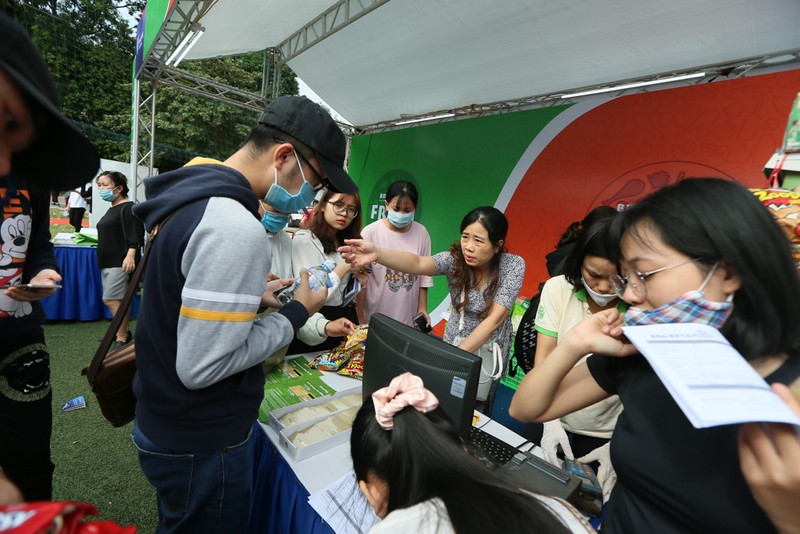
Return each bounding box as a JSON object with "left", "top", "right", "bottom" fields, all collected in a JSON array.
[{"left": 182, "top": 0, "right": 800, "bottom": 126}]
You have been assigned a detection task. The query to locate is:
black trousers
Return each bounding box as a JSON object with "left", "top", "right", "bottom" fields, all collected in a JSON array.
[
  {"left": 68, "top": 207, "right": 85, "bottom": 232},
  {"left": 0, "top": 327, "right": 54, "bottom": 501}
]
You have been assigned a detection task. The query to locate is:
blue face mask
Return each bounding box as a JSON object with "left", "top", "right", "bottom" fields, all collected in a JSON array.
[
  {"left": 99, "top": 188, "right": 117, "bottom": 202},
  {"left": 263, "top": 149, "right": 317, "bottom": 214},
  {"left": 260, "top": 210, "right": 290, "bottom": 234},
  {"left": 387, "top": 208, "right": 414, "bottom": 228}
]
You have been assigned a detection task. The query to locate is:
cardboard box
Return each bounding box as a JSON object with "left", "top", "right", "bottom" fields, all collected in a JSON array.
[
  {"left": 270, "top": 386, "right": 362, "bottom": 461},
  {"left": 269, "top": 385, "right": 361, "bottom": 435},
  {"left": 277, "top": 407, "right": 359, "bottom": 462}
]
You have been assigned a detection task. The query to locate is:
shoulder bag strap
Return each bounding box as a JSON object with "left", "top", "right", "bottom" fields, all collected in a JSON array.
[{"left": 85, "top": 214, "right": 172, "bottom": 384}]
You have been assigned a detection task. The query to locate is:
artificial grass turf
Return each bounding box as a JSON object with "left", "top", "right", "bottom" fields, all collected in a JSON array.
[{"left": 44, "top": 319, "right": 158, "bottom": 532}]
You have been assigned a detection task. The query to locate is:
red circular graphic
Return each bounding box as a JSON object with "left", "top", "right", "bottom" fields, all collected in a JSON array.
[{"left": 590, "top": 161, "right": 738, "bottom": 211}]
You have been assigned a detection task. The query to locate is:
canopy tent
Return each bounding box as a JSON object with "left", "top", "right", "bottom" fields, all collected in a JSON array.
[{"left": 131, "top": 0, "right": 800, "bottom": 182}]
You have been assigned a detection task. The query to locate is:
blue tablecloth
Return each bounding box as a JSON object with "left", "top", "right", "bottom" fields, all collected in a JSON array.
[
  {"left": 41, "top": 246, "right": 139, "bottom": 321},
  {"left": 249, "top": 423, "right": 334, "bottom": 534}
]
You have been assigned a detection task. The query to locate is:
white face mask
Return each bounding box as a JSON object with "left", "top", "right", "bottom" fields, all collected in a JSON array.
[{"left": 582, "top": 276, "right": 617, "bottom": 307}]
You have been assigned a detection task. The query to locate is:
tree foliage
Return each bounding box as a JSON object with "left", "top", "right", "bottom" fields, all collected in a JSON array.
[{"left": 6, "top": 0, "right": 298, "bottom": 172}]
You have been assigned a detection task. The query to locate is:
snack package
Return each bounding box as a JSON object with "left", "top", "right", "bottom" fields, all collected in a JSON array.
[
  {"left": 308, "top": 345, "right": 351, "bottom": 371},
  {"left": 288, "top": 405, "right": 361, "bottom": 448},
  {"left": 278, "top": 394, "right": 362, "bottom": 427},
  {"left": 337, "top": 346, "right": 365, "bottom": 379},
  {"left": 750, "top": 188, "right": 800, "bottom": 266},
  {"left": 0, "top": 501, "right": 136, "bottom": 533},
  {"left": 308, "top": 325, "right": 369, "bottom": 371}
]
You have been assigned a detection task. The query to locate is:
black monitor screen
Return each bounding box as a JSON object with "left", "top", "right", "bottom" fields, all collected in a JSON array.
[{"left": 363, "top": 313, "right": 480, "bottom": 437}]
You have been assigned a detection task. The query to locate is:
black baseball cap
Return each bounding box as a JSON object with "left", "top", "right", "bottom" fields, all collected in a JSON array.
[
  {"left": 259, "top": 95, "right": 358, "bottom": 194},
  {"left": 0, "top": 13, "right": 99, "bottom": 189}
]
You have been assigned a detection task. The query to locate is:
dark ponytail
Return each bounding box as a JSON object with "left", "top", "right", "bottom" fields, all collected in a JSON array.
[{"left": 351, "top": 398, "right": 571, "bottom": 533}]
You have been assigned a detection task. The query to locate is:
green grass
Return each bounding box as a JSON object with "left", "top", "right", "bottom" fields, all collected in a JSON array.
[
  {"left": 45, "top": 319, "right": 158, "bottom": 532},
  {"left": 49, "top": 205, "right": 84, "bottom": 235}
]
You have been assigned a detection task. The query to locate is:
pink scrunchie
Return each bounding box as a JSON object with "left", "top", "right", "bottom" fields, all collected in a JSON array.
[{"left": 372, "top": 372, "right": 439, "bottom": 430}]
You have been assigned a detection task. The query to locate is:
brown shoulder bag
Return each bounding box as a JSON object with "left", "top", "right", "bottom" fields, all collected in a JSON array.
[{"left": 83, "top": 217, "right": 168, "bottom": 427}]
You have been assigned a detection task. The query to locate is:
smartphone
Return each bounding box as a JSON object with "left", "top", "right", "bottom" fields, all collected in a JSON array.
[
  {"left": 413, "top": 312, "right": 432, "bottom": 334},
  {"left": 19, "top": 283, "right": 62, "bottom": 289}
]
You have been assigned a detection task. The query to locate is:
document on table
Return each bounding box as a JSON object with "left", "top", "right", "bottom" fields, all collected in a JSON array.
[
  {"left": 623, "top": 323, "right": 800, "bottom": 429},
  {"left": 308, "top": 470, "right": 379, "bottom": 534}
]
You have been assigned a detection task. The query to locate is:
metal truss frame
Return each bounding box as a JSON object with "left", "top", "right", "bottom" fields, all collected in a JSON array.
[
  {"left": 274, "top": 0, "right": 391, "bottom": 66},
  {"left": 131, "top": 0, "right": 800, "bottom": 191},
  {"left": 353, "top": 49, "right": 800, "bottom": 135},
  {"left": 131, "top": 0, "right": 385, "bottom": 185}
]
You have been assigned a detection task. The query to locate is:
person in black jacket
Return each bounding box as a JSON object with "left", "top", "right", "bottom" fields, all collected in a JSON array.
[{"left": 0, "top": 13, "right": 98, "bottom": 503}]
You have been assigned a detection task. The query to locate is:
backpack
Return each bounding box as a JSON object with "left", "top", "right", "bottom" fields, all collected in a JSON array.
[{"left": 509, "top": 283, "right": 543, "bottom": 377}]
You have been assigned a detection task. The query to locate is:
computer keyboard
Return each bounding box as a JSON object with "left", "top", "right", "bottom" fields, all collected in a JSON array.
[{"left": 467, "top": 425, "right": 521, "bottom": 469}]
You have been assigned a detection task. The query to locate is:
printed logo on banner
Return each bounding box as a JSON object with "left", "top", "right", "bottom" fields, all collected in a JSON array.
[{"left": 590, "top": 162, "right": 737, "bottom": 212}]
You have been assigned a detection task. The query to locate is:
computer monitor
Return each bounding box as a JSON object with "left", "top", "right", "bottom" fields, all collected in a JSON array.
[{"left": 363, "top": 313, "right": 481, "bottom": 437}]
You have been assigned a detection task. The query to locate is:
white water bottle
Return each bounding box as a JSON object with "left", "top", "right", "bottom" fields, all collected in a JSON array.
[{"left": 275, "top": 260, "right": 335, "bottom": 305}]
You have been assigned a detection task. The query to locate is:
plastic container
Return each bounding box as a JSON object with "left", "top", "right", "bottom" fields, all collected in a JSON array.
[{"left": 275, "top": 260, "right": 335, "bottom": 305}]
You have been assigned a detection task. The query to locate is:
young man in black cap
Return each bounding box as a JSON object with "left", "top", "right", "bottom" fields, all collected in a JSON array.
[
  {"left": 130, "top": 95, "right": 358, "bottom": 532},
  {"left": 0, "top": 13, "right": 99, "bottom": 503}
]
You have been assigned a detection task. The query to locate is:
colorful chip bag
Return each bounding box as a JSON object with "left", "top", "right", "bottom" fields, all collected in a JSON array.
[{"left": 337, "top": 346, "right": 365, "bottom": 379}]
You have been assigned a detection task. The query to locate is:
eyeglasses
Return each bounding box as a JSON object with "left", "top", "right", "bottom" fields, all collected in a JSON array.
[
  {"left": 273, "top": 137, "right": 329, "bottom": 192},
  {"left": 609, "top": 258, "right": 702, "bottom": 300},
  {"left": 330, "top": 201, "right": 358, "bottom": 219},
  {"left": 293, "top": 146, "right": 329, "bottom": 192}
]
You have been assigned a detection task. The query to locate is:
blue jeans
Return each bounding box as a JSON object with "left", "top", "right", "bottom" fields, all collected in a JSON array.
[{"left": 132, "top": 421, "right": 254, "bottom": 533}]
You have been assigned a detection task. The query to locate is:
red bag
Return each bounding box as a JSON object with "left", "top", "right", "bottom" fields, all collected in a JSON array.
[{"left": 0, "top": 501, "right": 136, "bottom": 533}]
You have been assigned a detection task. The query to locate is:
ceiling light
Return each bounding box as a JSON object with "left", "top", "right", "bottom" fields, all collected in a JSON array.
[
  {"left": 396, "top": 113, "right": 455, "bottom": 126},
  {"left": 560, "top": 72, "right": 706, "bottom": 99},
  {"left": 173, "top": 28, "right": 205, "bottom": 67}
]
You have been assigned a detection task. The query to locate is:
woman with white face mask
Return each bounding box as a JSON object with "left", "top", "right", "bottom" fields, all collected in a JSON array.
[
  {"left": 510, "top": 178, "right": 800, "bottom": 533},
  {"left": 533, "top": 217, "right": 624, "bottom": 490},
  {"left": 95, "top": 171, "right": 144, "bottom": 349},
  {"left": 360, "top": 181, "right": 433, "bottom": 328}
]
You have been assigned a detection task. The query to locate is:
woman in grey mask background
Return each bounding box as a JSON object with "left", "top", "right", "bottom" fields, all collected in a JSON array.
[{"left": 531, "top": 216, "right": 624, "bottom": 501}]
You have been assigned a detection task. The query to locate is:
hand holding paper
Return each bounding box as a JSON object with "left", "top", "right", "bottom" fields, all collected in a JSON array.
[
  {"left": 738, "top": 383, "right": 800, "bottom": 534},
  {"left": 622, "top": 323, "right": 800, "bottom": 428}
]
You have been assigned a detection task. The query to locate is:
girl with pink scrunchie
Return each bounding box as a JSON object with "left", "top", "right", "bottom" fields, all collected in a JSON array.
[{"left": 350, "top": 373, "right": 595, "bottom": 533}]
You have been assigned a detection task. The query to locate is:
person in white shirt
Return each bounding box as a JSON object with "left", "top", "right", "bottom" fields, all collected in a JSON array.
[
  {"left": 351, "top": 373, "right": 595, "bottom": 533},
  {"left": 66, "top": 182, "right": 90, "bottom": 232}
]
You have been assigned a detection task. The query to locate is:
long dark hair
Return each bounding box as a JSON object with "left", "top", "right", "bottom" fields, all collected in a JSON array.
[
  {"left": 556, "top": 205, "right": 617, "bottom": 249},
  {"left": 562, "top": 217, "right": 617, "bottom": 290},
  {"left": 610, "top": 178, "right": 800, "bottom": 359},
  {"left": 309, "top": 188, "right": 362, "bottom": 254},
  {"left": 450, "top": 206, "right": 508, "bottom": 319},
  {"left": 351, "top": 398, "right": 571, "bottom": 534}
]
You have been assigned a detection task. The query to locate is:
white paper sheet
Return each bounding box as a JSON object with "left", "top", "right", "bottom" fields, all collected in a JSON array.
[
  {"left": 308, "top": 470, "right": 379, "bottom": 534},
  {"left": 623, "top": 323, "right": 800, "bottom": 428}
]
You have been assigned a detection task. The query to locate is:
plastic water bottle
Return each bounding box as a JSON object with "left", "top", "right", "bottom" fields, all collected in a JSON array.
[{"left": 275, "top": 260, "right": 335, "bottom": 305}]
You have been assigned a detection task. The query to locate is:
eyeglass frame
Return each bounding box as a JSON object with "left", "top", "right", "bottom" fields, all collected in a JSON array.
[
  {"left": 329, "top": 200, "right": 359, "bottom": 219},
  {"left": 273, "top": 138, "right": 329, "bottom": 192},
  {"left": 608, "top": 258, "right": 703, "bottom": 300}
]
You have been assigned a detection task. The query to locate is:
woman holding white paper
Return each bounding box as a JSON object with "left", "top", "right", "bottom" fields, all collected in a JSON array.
[{"left": 509, "top": 178, "right": 800, "bottom": 533}]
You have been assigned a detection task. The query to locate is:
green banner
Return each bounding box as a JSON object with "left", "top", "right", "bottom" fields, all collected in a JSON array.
[{"left": 348, "top": 105, "right": 569, "bottom": 310}]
